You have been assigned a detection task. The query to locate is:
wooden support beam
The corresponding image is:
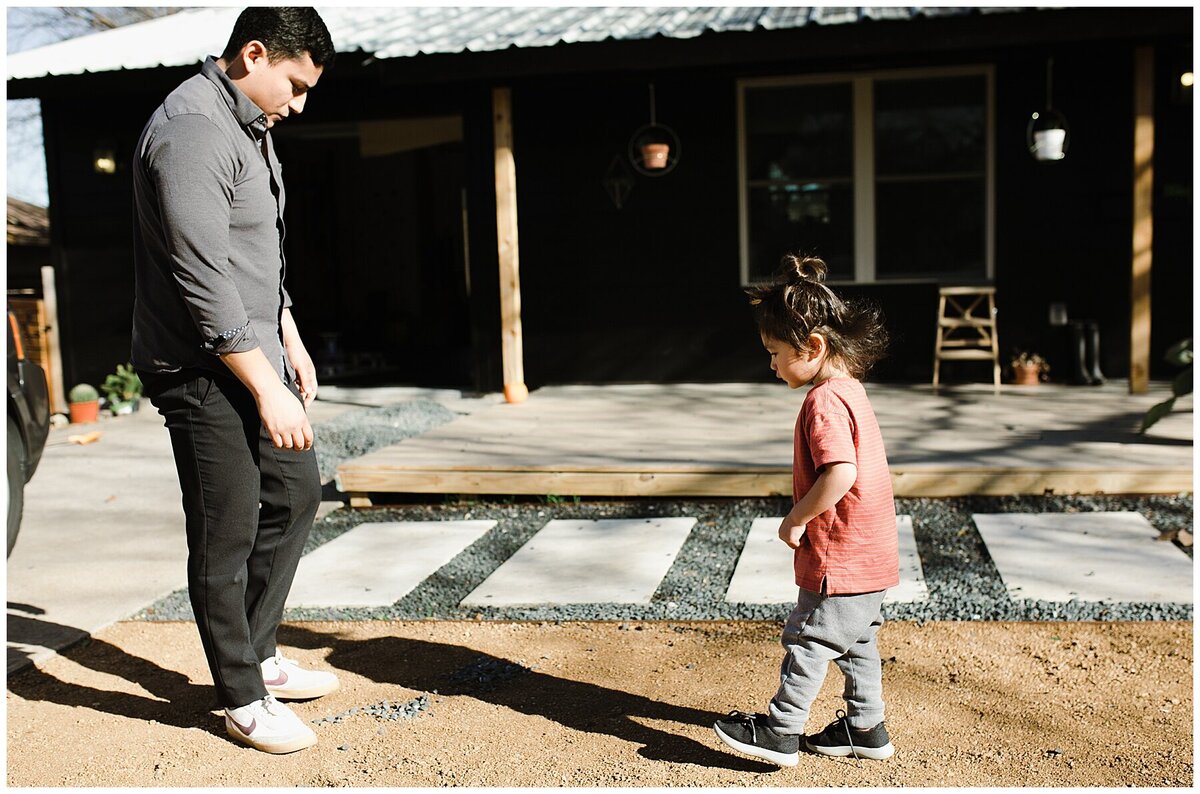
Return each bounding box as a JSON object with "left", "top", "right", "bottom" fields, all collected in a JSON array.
[
  {"left": 1129, "top": 45, "right": 1154, "bottom": 394},
  {"left": 492, "top": 86, "right": 528, "bottom": 404},
  {"left": 40, "top": 265, "right": 67, "bottom": 415}
]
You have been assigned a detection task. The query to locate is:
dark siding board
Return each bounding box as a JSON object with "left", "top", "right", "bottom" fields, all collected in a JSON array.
[
  {"left": 463, "top": 85, "right": 505, "bottom": 393},
  {"left": 513, "top": 74, "right": 745, "bottom": 385},
  {"left": 5, "top": 246, "right": 50, "bottom": 293},
  {"left": 55, "top": 247, "right": 135, "bottom": 390},
  {"left": 273, "top": 132, "right": 473, "bottom": 386},
  {"left": 42, "top": 95, "right": 145, "bottom": 388},
  {"left": 1148, "top": 42, "right": 1193, "bottom": 381},
  {"left": 992, "top": 40, "right": 1176, "bottom": 383}
]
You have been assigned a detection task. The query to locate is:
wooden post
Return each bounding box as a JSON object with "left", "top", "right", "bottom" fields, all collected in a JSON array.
[
  {"left": 1129, "top": 46, "right": 1154, "bottom": 394},
  {"left": 492, "top": 87, "right": 528, "bottom": 404},
  {"left": 40, "top": 265, "right": 67, "bottom": 415}
]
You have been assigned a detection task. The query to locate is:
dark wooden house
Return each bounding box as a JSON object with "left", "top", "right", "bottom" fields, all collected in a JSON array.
[{"left": 6, "top": 6, "right": 1192, "bottom": 395}]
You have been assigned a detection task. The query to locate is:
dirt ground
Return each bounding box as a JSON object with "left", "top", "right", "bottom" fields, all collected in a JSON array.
[{"left": 6, "top": 619, "right": 1193, "bottom": 787}]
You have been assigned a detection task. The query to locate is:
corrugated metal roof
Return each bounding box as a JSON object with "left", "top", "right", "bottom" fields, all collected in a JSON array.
[{"left": 7, "top": 6, "right": 1028, "bottom": 82}]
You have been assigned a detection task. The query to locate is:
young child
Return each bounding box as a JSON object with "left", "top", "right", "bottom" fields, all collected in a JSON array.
[{"left": 714, "top": 254, "right": 899, "bottom": 767}]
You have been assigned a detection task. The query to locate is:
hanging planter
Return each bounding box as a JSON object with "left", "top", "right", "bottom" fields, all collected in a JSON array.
[
  {"left": 1027, "top": 57, "right": 1070, "bottom": 161},
  {"left": 628, "top": 83, "right": 681, "bottom": 177},
  {"left": 640, "top": 143, "right": 670, "bottom": 169}
]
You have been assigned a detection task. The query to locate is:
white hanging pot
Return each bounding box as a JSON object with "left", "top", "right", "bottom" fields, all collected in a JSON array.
[
  {"left": 1026, "top": 109, "right": 1070, "bottom": 162},
  {"left": 1032, "top": 128, "right": 1067, "bottom": 161},
  {"left": 1027, "top": 58, "right": 1070, "bottom": 162}
]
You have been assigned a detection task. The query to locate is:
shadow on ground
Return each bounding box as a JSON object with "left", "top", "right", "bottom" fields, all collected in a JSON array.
[
  {"left": 6, "top": 617, "right": 773, "bottom": 772},
  {"left": 6, "top": 611, "right": 217, "bottom": 733},
  {"left": 280, "top": 623, "right": 773, "bottom": 771}
]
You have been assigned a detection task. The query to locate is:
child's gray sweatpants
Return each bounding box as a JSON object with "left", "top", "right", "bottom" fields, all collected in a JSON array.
[{"left": 766, "top": 586, "right": 887, "bottom": 735}]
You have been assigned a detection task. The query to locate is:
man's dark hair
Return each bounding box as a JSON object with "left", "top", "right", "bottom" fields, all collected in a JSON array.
[{"left": 221, "top": 7, "right": 335, "bottom": 68}]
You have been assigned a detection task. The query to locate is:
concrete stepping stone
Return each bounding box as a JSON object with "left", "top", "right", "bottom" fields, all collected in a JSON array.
[
  {"left": 725, "top": 516, "right": 926, "bottom": 604},
  {"left": 460, "top": 517, "right": 696, "bottom": 606},
  {"left": 287, "top": 520, "right": 496, "bottom": 607},
  {"left": 972, "top": 512, "right": 1192, "bottom": 603}
]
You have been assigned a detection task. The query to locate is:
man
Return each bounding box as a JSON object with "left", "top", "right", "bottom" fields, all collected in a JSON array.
[{"left": 131, "top": 7, "right": 338, "bottom": 754}]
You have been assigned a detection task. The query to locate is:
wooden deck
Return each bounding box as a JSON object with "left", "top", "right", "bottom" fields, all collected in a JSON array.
[{"left": 335, "top": 382, "right": 1193, "bottom": 500}]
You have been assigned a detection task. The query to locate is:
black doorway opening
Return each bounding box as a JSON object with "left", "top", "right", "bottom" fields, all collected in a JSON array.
[{"left": 274, "top": 116, "right": 471, "bottom": 388}]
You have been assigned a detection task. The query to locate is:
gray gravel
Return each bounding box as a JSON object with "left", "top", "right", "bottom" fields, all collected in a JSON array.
[
  {"left": 311, "top": 400, "right": 457, "bottom": 483},
  {"left": 448, "top": 656, "right": 533, "bottom": 693},
  {"left": 133, "top": 494, "right": 1192, "bottom": 624},
  {"left": 313, "top": 694, "right": 431, "bottom": 725}
]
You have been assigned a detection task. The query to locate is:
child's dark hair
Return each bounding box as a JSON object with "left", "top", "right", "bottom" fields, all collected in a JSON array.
[{"left": 747, "top": 254, "right": 889, "bottom": 379}]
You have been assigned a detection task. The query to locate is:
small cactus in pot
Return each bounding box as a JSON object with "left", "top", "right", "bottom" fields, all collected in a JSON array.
[{"left": 68, "top": 383, "right": 101, "bottom": 424}]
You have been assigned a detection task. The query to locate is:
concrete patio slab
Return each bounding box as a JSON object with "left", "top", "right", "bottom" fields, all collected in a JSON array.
[
  {"left": 286, "top": 520, "right": 496, "bottom": 608},
  {"left": 724, "top": 516, "right": 927, "bottom": 604},
  {"left": 972, "top": 512, "right": 1193, "bottom": 603},
  {"left": 461, "top": 517, "right": 696, "bottom": 606}
]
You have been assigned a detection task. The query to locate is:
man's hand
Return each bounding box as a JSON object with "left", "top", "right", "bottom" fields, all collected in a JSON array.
[
  {"left": 777, "top": 516, "right": 805, "bottom": 549},
  {"left": 281, "top": 308, "right": 317, "bottom": 408},
  {"left": 257, "top": 380, "right": 314, "bottom": 450},
  {"left": 221, "top": 346, "right": 314, "bottom": 450}
]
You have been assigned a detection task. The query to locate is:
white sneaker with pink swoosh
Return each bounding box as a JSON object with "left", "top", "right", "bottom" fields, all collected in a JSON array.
[
  {"left": 261, "top": 650, "right": 340, "bottom": 700},
  {"left": 224, "top": 695, "right": 317, "bottom": 754}
]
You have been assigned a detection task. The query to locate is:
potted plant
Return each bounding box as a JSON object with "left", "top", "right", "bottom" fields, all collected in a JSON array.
[
  {"left": 1011, "top": 352, "right": 1049, "bottom": 385},
  {"left": 101, "top": 363, "right": 144, "bottom": 415},
  {"left": 68, "top": 383, "right": 101, "bottom": 424},
  {"left": 640, "top": 142, "right": 670, "bottom": 169},
  {"left": 1141, "top": 338, "right": 1193, "bottom": 432}
]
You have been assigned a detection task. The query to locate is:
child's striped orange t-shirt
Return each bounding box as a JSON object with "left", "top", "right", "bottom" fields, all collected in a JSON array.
[{"left": 792, "top": 377, "right": 899, "bottom": 595}]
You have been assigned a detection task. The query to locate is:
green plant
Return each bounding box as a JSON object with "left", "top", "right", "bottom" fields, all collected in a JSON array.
[
  {"left": 1141, "top": 339, "right": 1192, "bottom": 433},
  {"left": 68, "top": 383, "right": 99, "bottom": 403},
  {"left": 101, "top": 363, "right": 143, "bottom": 404}
]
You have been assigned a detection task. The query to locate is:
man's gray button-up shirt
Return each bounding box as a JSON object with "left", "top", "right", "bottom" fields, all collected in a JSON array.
[{"left": 131, "top": 56, "right": 293, "bottom": 381}]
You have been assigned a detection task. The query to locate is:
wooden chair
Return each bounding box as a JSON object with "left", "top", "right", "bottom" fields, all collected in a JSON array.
[{"left": 933, "top": 286, "right": 1000, "bottom": 392}]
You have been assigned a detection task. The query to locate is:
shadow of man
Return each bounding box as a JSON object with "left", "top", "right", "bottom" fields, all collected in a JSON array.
[
  {"left": 6, "top": 610, "right": 215, "bottom": 732},
  {"left": 279, "top": 624, "right": 775, "bottom": 772}
]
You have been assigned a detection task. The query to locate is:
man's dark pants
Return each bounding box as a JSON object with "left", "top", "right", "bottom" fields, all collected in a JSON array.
[{"left": 142, "top": 369, "right": 320, "bottom": 709}]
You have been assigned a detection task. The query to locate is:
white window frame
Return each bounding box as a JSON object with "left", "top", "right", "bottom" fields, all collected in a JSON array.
[{"left": 737, "top": 64, "right": 995, "bottom": 285}]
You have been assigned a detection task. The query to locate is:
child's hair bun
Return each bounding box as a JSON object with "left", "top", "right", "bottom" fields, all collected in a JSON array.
[{"left": 781, "top": 253, "right": 828, "bottom": 284}]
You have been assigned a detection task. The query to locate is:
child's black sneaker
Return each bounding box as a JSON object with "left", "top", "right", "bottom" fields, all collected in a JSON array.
[
  {"left": 805, "top": 709, "right": 894, "bottom": 760},
  {"left": 713, "top": 710, "right": 800, "bottom": 767}
]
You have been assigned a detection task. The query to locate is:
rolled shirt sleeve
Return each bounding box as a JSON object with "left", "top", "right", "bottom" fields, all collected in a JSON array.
[{"left": 145, "top": 113, "right": 261, "bottom": 356}]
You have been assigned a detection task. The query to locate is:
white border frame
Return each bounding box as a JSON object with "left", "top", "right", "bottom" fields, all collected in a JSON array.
[{"left": 737, "top": 64, "right": 996, "bottom": 286}]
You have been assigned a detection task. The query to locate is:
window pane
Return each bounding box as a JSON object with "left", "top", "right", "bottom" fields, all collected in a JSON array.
[
  {"left": 747, "top": 184, "right": 854, "bottom": 281},
  {"left": 875, "top": 76, "right": 985, "bottom": 175},
  {"left": 745, "top": 83, "right": 853, "bottom": 180},
  {"left": 874, "top": 178, "right": 985, "bottom": 280}
]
